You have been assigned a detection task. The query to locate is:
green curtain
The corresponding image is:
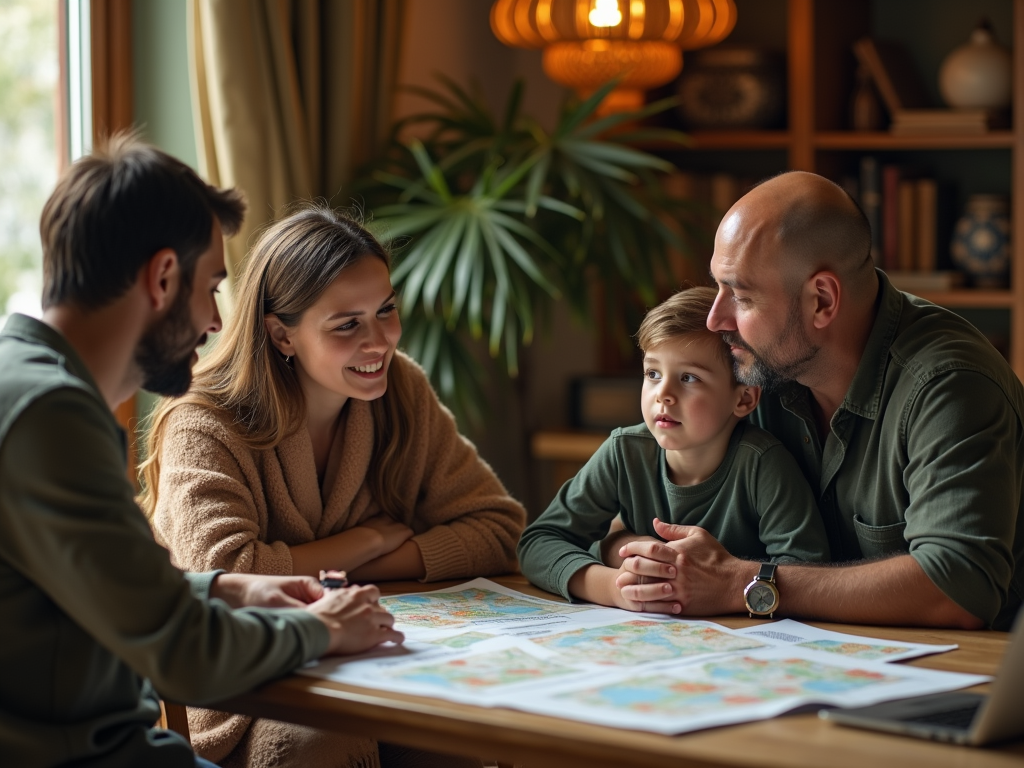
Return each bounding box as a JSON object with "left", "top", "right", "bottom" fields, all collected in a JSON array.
[{"left": 188, "top": 0, "right": 405, "bottom": 276}]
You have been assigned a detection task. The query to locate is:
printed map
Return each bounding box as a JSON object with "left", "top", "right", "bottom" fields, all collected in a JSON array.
[
  {"left": 385, "top": 648, "right": 577, "bottom": 691},
  {"left": 303, "top": 580, "right": 978, "bottom": 736},
  {"left": 558, "top": 656, "right": 903, "bottom": 715},
  {"left": 796, "top": 639, "right": 912, "bottom": 660},
  {"left": 533, "top": 621, "right": 767, "bottom": 666},
  {"left": 429, "top": 632, "right": 495, "bottom": 649},
  {"left": 381, "top": 588, "right": 589, "bottom": 629}
]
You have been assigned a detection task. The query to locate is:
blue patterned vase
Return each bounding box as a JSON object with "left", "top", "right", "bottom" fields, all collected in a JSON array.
[{"left": 951, "top": 194, "right": 1011, "bottom": 288}]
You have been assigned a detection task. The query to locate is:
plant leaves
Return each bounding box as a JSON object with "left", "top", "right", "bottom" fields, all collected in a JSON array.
[
  {"left": 556, "top": 79, "right": 620, "bottom": 138},
  {"left": 450, "top": 215, "right": 481, "bottom": 328},
  {"left": 468, "top": 244, "right": 485, "bottom": 339},
  {"left": 406, "top": 140, "right": 452, "bottom": 203},
  {"left": 524, "top": 152, "right": 551, "bottom": 217},
  {"left": 562, "top": 140, "right": 674, "bottom": 172},
  {"left": 490, "top": 220, "right": 558, "bottom": 296},
  {"left": 422, "top": 213, "right": 467, "bottom": 313},
  {"left": 370, "top": 206, "right": 447, "bottom": 241}
]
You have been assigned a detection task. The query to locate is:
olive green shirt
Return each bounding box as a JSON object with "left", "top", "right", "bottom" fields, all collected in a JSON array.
[
  {"left": 519, "top": 421, "right": 831, "bottom": 600},
  {"left": 750, "top": 272, "right": 1024, "bottom": 630},
  {"left": 0, "top": 314, "right": 330, "bottom": 768}
]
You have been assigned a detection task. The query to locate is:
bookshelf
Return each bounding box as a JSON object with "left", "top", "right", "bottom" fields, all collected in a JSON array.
[{"left": 648, "top": 0, "right": 1024, "bottom": 378}]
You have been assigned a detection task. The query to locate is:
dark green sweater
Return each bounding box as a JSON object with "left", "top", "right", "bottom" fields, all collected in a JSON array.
[
  {"left": 0, "top": 315, "right": 330, "bottom": 768},
  {"left": 519, "top": 421, "right": 831, "bottom": 601}
]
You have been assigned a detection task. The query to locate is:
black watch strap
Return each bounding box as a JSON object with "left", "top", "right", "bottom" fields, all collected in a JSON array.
[{"left": 757, "top": 563, "right": 777, "bottom": 582}]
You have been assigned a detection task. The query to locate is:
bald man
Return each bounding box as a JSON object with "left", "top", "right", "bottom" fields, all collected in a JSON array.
[{"left": 616, "top": 171, "right": 1023, "bottom": 630}]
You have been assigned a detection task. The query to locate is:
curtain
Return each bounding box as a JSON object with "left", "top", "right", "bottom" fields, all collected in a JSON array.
[{"left": 188, "top": 0, "right": 406, "bottom": 275}]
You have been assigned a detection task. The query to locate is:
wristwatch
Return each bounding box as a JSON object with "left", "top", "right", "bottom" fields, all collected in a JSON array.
[{"left": 743, "top": 563, "right": 779, "bottom": 618}]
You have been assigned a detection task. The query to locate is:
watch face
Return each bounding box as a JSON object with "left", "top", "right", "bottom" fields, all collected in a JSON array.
[{"left": 747, "top": 583, "right": 777, "bottom": 613}]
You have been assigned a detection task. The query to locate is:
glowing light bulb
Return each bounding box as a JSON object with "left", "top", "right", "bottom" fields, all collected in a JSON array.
[{"left": 589, "top": 0, "right": 622, "bottom": 28}]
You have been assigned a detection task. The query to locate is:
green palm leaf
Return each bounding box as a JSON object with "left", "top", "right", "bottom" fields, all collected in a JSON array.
[{"left": 346, "top": 74, "right": 703, "bottom": 423}]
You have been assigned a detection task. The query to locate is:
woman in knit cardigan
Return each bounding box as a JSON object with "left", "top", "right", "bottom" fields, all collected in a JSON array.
[{"left": 141, "top": 205, "right": 526, "bottom": 768}]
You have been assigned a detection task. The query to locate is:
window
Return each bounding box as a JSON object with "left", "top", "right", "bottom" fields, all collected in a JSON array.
[{"left": 0, "top": 0, "right": 60, "bottom": 323}]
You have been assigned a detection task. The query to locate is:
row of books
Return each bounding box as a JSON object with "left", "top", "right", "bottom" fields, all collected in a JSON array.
[
  {"left": 666, "top": 166, "right": 972, "bottom": 294},
  {"left": 856, "top": 157, "right": 962, "bottom": 291}
]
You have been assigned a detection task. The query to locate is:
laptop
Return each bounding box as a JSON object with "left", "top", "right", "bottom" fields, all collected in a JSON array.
[{"left": 819, "top": 608, "right": 1024, "bottom": 746}]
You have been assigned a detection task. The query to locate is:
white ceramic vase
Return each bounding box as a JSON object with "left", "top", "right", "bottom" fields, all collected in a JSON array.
[{"left": 939, "top": 21, "right": 1012, "bottom": 110}]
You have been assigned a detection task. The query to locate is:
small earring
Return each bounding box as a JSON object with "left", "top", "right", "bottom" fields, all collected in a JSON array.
[{"left": 285, "top": 355, "right": 292, "bottom": 364}]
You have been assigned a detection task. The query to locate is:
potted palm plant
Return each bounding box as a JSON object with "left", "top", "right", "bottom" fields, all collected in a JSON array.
[{"left": 353, "top": 77, "right": 707, "bottom": 423}]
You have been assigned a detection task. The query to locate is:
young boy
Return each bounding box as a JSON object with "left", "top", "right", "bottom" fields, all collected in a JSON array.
[{"left": 518, "top": 286, "right": 830, "bottom": 614}]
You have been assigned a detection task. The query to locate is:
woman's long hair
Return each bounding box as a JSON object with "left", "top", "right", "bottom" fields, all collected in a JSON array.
[{"left": 139, "top": 203, "right": 415, "bottom": 521}]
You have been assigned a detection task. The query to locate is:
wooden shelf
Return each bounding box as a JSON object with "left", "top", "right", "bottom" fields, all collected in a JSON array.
[
  {"left": 644, "top": 131, "right": 1014, "bottom": 152},
  {"left": 814, "top": 131, "right": 1015, "bottom": 150},
  {"left": 635, "top": 1, "right": 1024, "bottom": 378},
  {"left": 915, "top": 290, "right": 1015, "bottom": 308},
  {"left": 638, "top": 131, "right": 790, "bottom": 151}
]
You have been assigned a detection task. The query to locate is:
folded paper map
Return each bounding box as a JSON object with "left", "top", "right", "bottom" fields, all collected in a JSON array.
[{"left": 300, "top": 579, "right": 986, "bottom": 735}]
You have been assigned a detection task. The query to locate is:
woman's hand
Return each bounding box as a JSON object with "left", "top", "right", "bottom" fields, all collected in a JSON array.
[
  {"left": 290, "top": 517, "right": 412, "bottom": 577},
  {"left": 359, "top": 514, "right": 415, "bottom": 558}
]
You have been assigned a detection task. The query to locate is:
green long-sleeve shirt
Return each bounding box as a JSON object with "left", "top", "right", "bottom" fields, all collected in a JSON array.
[
  {"left": 749, "top": 271, "right": 1024, "bottom": 629},
  {"left": 519, "top": 421, "right": 831, "bottom": 601},
  {"left": 0, "top": 314, "right": 330, "bottom": 768}
]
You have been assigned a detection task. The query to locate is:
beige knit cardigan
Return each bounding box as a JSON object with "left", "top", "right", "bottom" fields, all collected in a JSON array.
[{"left": 152, "top": 353, "right": 525, "bottom": 768}]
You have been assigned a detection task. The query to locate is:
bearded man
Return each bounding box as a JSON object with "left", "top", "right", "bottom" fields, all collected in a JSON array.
[
  {"left": 0, "top": 135, "right": 401, "bottom": 768},
  {"left": 615, "top": 171, "right": 1023, "bottom": 631}
]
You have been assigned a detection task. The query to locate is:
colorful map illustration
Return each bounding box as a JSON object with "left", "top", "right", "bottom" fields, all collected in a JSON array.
[
  {"left": 558, "top": 656, "right": 903, "bottom": 715},
  {"left": 429, "top": 632, "right": 495, "bottom": 649},
  {"left": 796, "top": 639, "right": 911, "bottom": 660},
  {"left": 532, "top": 621, "right": 767, "bottom": 666},
  {"left": 385, "top": 648, "right": 577, "bottom": 690},
  {"left": 381, "top": 588, "right": 589, "bottom": 629}
]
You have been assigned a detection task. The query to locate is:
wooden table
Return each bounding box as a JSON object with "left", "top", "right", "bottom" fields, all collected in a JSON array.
[{"left": 212, "top": 576, "right": 1024, "bottom": 768}]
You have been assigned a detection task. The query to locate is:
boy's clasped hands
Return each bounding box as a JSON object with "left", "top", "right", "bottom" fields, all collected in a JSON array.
[{"left": 613, "top": 519, "right": 750, "bottom": 617}]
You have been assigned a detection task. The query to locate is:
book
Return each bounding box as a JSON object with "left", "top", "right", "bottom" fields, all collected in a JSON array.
[
  {"left": 915, "top": 178, "right": 938, "bottom": 272},
  {"left": 852, "top": 39, "right": 929, "bottom": 117},
  {"left": 897, "top": 179, "right": 916, "bottom": 271},
  {"left": 881, "top": 164, "right": 903, "bottom": 270},
  {"left": 859, "top": 156, "right": 881, "bottom": 266}
]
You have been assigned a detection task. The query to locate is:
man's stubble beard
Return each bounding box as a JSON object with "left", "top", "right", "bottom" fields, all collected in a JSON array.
[
  {"left": 133, "top": 278, "right": 204, "bottom": 397},
  {"left": 721, "top": 296, "right": 820, "bottom": 393}
]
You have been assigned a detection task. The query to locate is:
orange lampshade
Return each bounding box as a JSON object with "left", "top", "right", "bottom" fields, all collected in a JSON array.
[{"left": 490, "top": 0, "right": 736, "bottom": 111}]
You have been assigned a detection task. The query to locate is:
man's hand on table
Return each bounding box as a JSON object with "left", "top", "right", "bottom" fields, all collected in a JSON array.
[
  {"left": 210, "top": 573, "right": 404, "bottom": 653},
  {"left": 616, "top": 519, "right": 754, "bottom": 615},
  {"left": 210, "top": 572, "right": 325, "bottom": 609},
  {"left": 615, "top": 521, "right": 987, "bottom": 628},
  {"left": 310, "top": 583, "right": 404, "bottom": 654}
]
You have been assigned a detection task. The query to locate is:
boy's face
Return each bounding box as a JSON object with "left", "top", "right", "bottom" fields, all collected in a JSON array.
[{"left": 641, "top": 334, "right": 752, "bottom": 464}]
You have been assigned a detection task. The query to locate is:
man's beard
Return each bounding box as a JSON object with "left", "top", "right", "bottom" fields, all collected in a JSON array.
[
  {"left": 721, "top": 298, "right": 819, "bottom": 393},
  {"left": 134, "top": 283, "right": 204, "bottom": 396}
]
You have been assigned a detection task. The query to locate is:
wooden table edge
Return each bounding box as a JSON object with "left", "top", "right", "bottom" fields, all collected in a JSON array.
[{"left": 208, "top": 577, "right": 1024, "bottom": 768}]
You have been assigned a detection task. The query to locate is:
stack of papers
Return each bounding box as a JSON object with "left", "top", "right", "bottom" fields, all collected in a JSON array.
[{"left": 301, "top": 579, "right": 988, "bottom": 735}]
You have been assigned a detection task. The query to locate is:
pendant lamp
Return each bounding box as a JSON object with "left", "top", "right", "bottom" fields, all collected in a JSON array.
[{"left": 491, "top": 0, "right": 737, "bottom": 112}]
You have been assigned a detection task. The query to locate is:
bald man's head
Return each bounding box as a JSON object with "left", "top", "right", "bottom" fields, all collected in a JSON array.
[{"left": 720, "top": 171, "right": 873, "bottom": 296}]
